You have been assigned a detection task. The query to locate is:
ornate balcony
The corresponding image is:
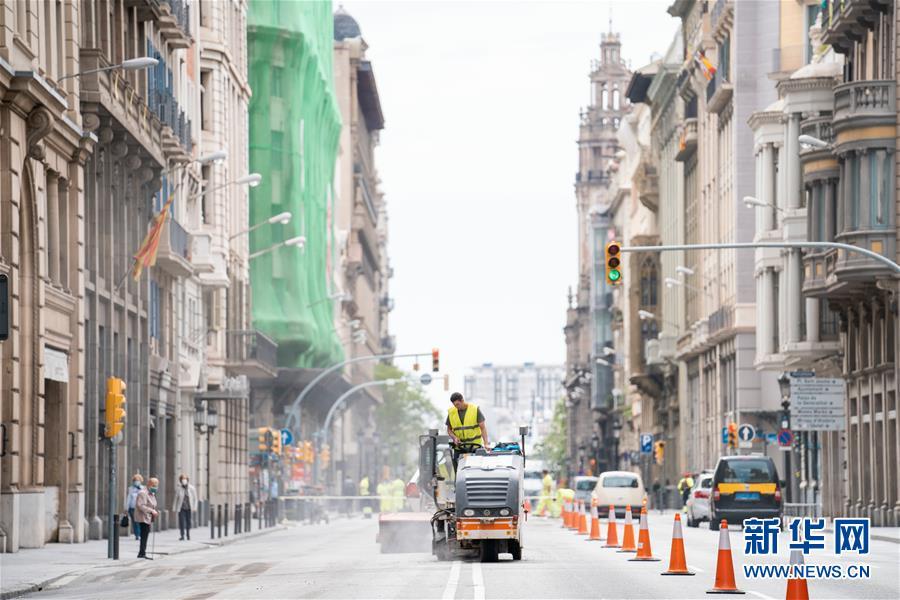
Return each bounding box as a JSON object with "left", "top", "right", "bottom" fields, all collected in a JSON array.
[
  {"left": 674, "top": 118, "right": 698, "bottom": 162},
  {"left": 706, "top": 70, "right": 733, "bottom": 115},
  {"left": 821, "top": 0, "right": 889, "bottom": 54},
  {"left": 833, "top": 80, "right": 895, "bottom": 134},
  {"left": 226, "top": 330, "right": 278, "bottom": 379},
  {"left": 156, "top": 216, "right": 193, "bottom": 277},
  {"left": 127, "top": 0, "right": 192, "bottom": 49}
]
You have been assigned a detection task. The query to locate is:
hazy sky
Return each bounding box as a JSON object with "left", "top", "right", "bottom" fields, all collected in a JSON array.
[{"left": 341, "top": 1, "right": 677, "bottom": 399}]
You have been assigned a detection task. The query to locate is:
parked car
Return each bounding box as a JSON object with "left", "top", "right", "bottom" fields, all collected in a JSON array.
[
  {"left": 708, "top": 455, "right": 782, "bottom": 530},
  {"left": 591, "top": 471, "right": 645, "bottom": 519},
  {"left": 573, "top": 476, "right": 598, "bottom": 509},
  {"left": 685, "top": 472, "right": 714, "bottom": 528}
]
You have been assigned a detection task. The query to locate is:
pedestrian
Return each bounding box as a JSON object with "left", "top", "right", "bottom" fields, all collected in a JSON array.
[
  {"left": 390, "top": 476, "right": 405, "bottom": 512},
  {"left": 376, "top": 477, "right": 390, "bottom": 513},
  {"left": 173, "top": 473, "right": 198, "bottom": 541},
  {"left": 677, "top": 472, "right": 694, "bottom": 513},
  {"left": 135, "top": 476, "right": 160, "bottom": 559},
  {"left": 126, "top": 474, "right": 144, "bottom": 541},
  {"left": 342, "top": 475, "right": 355, "bottom": 516}
]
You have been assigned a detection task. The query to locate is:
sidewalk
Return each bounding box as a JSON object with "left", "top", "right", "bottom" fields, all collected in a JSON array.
[{"left": 0, "top": 521, "right": 285, "bottom": 600}]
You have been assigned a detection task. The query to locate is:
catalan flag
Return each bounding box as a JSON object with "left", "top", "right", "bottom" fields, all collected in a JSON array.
[
  {"left": 131, "top": 192, "right": 174, "bottom": 280},
  {"left": 694, "top": 50, "right": 717, "bottom": 81}
]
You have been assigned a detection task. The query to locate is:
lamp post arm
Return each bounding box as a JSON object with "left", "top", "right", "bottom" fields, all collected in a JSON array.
[
  {"left": 284, "top": 351, "right": 430, "bottom": 432},
  {"left": 249, "top": 241, "right": 289, "bottom": 260},
  {"left": 57, "top": 64, "right": 120, "bottom": 82},
  {"left": 621, "top": 241, "right": 900, "bottom": 274},
  {"left": 321, "top": 380, "right": 393, "bottom": 446}
]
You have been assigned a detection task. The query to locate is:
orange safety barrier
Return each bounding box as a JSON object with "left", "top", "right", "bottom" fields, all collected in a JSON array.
[
  {"left": 629, "top": 506, "right": 660, "bottom": 562},
  {"left": 661, "top": 513, "right": 695, "bottom": 576},
  {"left": 706, "top": 520, "right": 744, "bottom": 594},
  {"left": 603, "top": 505, "right": 620, "bottom": 548}
]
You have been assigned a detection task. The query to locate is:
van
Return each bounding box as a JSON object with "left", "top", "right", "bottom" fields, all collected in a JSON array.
[
  {"left": 708, "top": 455, "right": 782, "bottom": 530},
  {"left": 591, "top": 471, "right": 645, "bottom": 519}
]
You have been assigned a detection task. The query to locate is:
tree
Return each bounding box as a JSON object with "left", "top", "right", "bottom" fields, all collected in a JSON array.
[
  {"left": 535, "top": 397, "right": 567, "bottom": 476},
  {"left": 374, "top": 364, "right": 442, "bottom": 479}
]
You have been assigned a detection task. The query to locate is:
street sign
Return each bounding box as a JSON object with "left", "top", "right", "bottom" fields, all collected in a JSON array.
[
  {"left": 721, "top": 427, "right": 728, "bottom": 445},
  {"left": 640, "top": 433, "right": 653, "bottom": 454},
  {"left": 765, "top": 433, "right": 778, "bottom": 443},
  {"left": 790, "top": 377, "right": 846, "bottom": 431},
  {"left": 419, "top": 373, "right": 433, "bottom": 386},
  {"left": 280, "top": 428, "right": 293, "bottom": 447},
  {"left": 789, "top": 370, "right": 815, "bottom": 378},
  {"left": 737, "top": 424, "right": 755, "bottom": 448},
  {"left": 777, "top": 428, "right": 793, "bottom": 450}
]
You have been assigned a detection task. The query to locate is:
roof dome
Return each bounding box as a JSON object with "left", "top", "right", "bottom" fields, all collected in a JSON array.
[{"left": 334, "top": 6, "right": 361, "bottom": 41}]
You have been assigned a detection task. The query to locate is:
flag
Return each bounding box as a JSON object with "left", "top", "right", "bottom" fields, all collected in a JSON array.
[
  {"left": 694, "top": 51, "right": 716, "bottom": 81},
  {"left": 131, "top": 192, "right": 174, "bottom": 280}
]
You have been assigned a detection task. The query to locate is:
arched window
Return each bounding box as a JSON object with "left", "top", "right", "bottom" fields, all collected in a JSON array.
[
  {"left": 640, "top": 258, "right": 658, "bottom": 308},
  {"left": 601, "top": 85, "right": 609, "bottom": 110},
  {"left": 612, "top": 88, "right": 620, "bottom": 110}
]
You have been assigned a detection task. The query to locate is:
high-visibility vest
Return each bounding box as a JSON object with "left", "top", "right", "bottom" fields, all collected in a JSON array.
[
  {"left": 542, "top": 474, "right": 553, "bottom": 495},
  {"left": 359, "top": 476, "right": 369, "bottom": 496},
  {"left": 447, "top": 404, "right": 483, "bottom": 446}
]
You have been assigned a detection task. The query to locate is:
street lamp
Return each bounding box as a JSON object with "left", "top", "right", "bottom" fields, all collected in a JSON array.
[
  {"left": 194, "top": 403, "right": 219, "bottom": 527},
  {"left": 191, "top": 173, "right": 262, "bottom": 202},
  {"left": 638, "top": 310, "right": 656, "bottom": 321},
  {"left": 744, "top": 196, "right": 785, "bottom": 214},
  {"left": 230, "top": 211, "right": 292, "bottom": 240},
  {"left": 595, "top": 358, "right": 611, "bottom": 367},
  {"left": 602, "top": 346, "right": 616, "bottom": 356},
  {"left": 798, "top": 134, "right": 831, "bottom": 150},
  {"left": 675, "top": 265, "right": 694, "bottom": 277},
  {"left": 58, "top": 56, "right": 159, "bottom": 82},
  {"left": 248, "top": 235, "right": 305, "bottom": 260},
  {"left": 777, "top": 372, "right": 792, "bottom": 503},
  {"left": 611, "top": 419, "right": 622, "bottom": 470}
]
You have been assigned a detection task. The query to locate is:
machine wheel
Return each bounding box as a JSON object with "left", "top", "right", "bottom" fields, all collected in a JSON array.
[
  {"left": 509, "top": 540, "right": 522, "bottom": 561},
  {"left": 686, "top": 512, "right": 698, "bottom": 528},
  {"left": 709, "top": 517, "right": 720, "bottom": 531},
  {"left": 479, "top": 541, "right": 499, "bottom": 563}
]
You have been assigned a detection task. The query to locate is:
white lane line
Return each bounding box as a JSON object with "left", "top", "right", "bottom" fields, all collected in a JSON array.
[
  {"left": 442, "top": 560, "right": 462, "bottom": 600},
  {"left": 747, "top": 591, "right": 777, "bottom": 600},
  {"left": 472, "top": 561, "right": 485, "bottom": 600},
  {"left": 687, "top": 564, "right": 705, "bottom": 573}
]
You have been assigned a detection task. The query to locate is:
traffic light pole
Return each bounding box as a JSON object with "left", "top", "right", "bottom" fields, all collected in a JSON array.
[{"left": 107, "top": 437, "right": 116, "bottom": 559}]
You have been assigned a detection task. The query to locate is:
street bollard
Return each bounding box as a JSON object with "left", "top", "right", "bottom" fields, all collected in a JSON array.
[
  {"left": 225, "top": 503, "right": 229, "bottom": 537},
  {"left": 245, "top": 502, "right": 251, "bottom": 532},
  {"left": 113, "top": 513, "right": 120, "bottom": 560},
  {"left": 217, "top": 504, "right": 222, "bottom": 539},
  {"left": 210, "top": 503, "right": 215, "bottom": 539},
  {"left": 258, "top": 501, "right": 263, "bottom": 530},
  {"left": 235, "top": 503, "right": 241, "bottom": 534}
]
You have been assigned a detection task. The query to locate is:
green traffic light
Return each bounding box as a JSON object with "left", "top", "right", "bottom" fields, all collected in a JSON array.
[{"left": 608, "top": 269, "right": 621, "bottom": 282}]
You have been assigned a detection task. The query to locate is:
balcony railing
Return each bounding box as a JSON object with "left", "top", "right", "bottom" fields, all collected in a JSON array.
[
  {"left": 154, "top": 216, "right": 193, "bottom": 277},
  {"left": 833, "top": 80, "right": 895, "bottom": 125},
  {"left": 226, "top": 330, "right": 278, "bottom": 378},
  {"left": 576, "top": 170, "right": 607, "bottom": 183},
  {"left": 675, "top": 118, "right": 698, "bottom": 162},
  {"left": 706, "top": 69, "right": 733, "bottom": 114}
]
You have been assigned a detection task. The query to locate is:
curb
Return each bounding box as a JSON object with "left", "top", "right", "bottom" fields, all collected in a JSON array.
[{"left": 0, "top": 525, "right": 287, "bottom": 600}]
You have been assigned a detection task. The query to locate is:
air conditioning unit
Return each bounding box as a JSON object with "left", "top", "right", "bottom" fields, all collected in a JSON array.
[{"left": 645, "top": 339, "right": 661, "bottom": 365}]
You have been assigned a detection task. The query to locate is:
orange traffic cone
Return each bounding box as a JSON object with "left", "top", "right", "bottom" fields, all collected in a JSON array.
[
  {"left": 577, "top": 504, "right": 588, "bottom": 535},
  {"left": 562, "top": 502, "right": 570, "bottom": 528},
  {"left": 570, "top": 501, "right": 581, "bottom": 531},
  {"left": 586, "top": 503, "right": 602, "bottom": 541},
  {"left": 617, "top": 505, "right": 637, "bottom": 552},
  {"left": 785, "top": 539, "right": 809, "bottom": 600},
  {"left": 603, "top": 505, "right": 620, "bottom": 548},
  {"left": 707, "top": 520, "right": 744, "bottom": 594},
  {"left": 629, "top": 506, "right": 661, "bottom": 562},
  {"left": 662, "top": 514, "right": 695, "bottom": 575}
]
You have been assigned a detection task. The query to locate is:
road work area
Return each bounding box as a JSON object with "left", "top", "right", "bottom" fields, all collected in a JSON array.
[{"left": 12, "top": 512, "right": 899, "bottom": 599}]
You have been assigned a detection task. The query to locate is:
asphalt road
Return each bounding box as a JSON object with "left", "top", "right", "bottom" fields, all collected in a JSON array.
[{"left": 24, "top": 513, "right": 900, "bottom": 599}]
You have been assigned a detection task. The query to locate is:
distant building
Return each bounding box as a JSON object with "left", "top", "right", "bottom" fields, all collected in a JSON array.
[{"left": 463, "top": 363, "right": 565, "bottom": 443}]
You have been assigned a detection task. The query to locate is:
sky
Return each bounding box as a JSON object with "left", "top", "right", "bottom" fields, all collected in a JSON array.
[{"left": 340, "top": 0, "right": 678, "bottom": 401}]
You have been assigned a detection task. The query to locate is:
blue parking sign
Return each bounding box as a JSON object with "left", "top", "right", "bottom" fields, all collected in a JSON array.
[
  {"left": 640, "top": 433, "right": 653, "bottom": 453},
  {"left": 722, "top": 427, "right": 728, "bottom": 445}
]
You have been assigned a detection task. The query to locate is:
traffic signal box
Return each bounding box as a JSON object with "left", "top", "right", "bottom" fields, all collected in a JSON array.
[
  {"left": 257, "top": 427, "right": 269, "bottom": 452},
  {"left": 727, "top": 422, "right": 738, "bottom": 449},
  {"left": 654, "top": 440, "right": 665, "bottom": 465},
  {"left": 104, "top": 377, "right": 127, "bottom": 438},
  {"left": 432, "top": 348, "right": 440, "bottom": 372},
  {"left": 605, "top": 241, "right": 622, "bottom": 285},
  {"left": 271, "top": 429, "right": 282, "bottom": 456}
]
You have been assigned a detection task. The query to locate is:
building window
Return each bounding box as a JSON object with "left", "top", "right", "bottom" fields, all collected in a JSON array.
[
  {"left": 815, "top": 184, "right": 826, "bottom": 241},
  {"left": 849, "top": 154, "right": 860, "bottom": 229},
  {"left": 718, "top": 34, "right": 731, "bottom": 81},
  {"left": 639, "top": 258, "right": 658, "bottom": 308},
  {"left": 876, "top": 151, "right": 891, "bottom": 227},
  {"left": 272, "top": 67, "right": 283, "bottom": 98},
  {"left": 772, "top": 270, "right": 780, "bottom": 351},
  {"left": 819, "top": 300, "right": 839, "bottom": 341},
  {"left": 200, "top": 70, "right": 212, "bottom": 131},
  {"left": 804, "top": 4, "right": 821, "bottom": 64}
]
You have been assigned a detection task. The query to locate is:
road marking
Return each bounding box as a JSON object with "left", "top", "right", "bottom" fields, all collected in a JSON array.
[
  {"left": 687, "top": 564, "right": 705, "bottom": 573},
  {"left": 747, "top": 591, "right": 777, "bottom": 600},
  {"left": 472, "top": 561, "right": 485, "bottom": 600},
  {"left": 442, "top": 560, "right": 462, "bottom": 600}
]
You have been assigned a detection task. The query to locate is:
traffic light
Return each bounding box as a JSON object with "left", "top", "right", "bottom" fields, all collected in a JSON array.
[
  {"left": 104, "top": 377, "right": 127, "bottom": 438},
  {"left": 605, "top": 241, "right": 622, "bottom": 285},
  {"left": 271, "top": 428, "right": 282, "bottom": 455},
  {"left": 304, "top": 440, "right": 314, "bottom": 462},
  {"left": 257, "top": 427, "right": 269, "bottom": 452},
  {"left": 413, "top": 362, "right": 420, "bottom": 371},
  {"left": 654, "top": 440, "right": 665, "bottom": 465},
  {"left": 432, "top": 348, "right": 440, "bottom": 372},
  {"left": 321, "top": 444, "right": 330, "bottom": 465},
  {"left": 727, "top": 422, "right": 738, "bottom": 449}
]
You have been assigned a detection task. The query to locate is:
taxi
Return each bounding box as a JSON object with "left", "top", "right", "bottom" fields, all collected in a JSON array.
[{"left": 708, "top": 454, "right": 782, "bottom": 530}]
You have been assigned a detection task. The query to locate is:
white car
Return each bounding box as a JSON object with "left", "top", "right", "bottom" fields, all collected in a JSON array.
[
  {"left": 685, "top": 472, "right": 714, "bottom": 527},
  {"left": 591, "top": 471, "right": 646, "bottom": 519}
]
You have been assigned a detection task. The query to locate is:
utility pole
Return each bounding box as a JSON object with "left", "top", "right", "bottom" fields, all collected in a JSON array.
[{"left": 107, "top": 438, "right": 116, "bottom": 559}]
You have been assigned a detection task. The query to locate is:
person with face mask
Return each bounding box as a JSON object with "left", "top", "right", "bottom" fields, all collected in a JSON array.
[
  {"left": 135, "top": 476, "right": 160, "bottom": 559},
  {"left": 126, "top": 474, "right": 144, "bottom": 540},
  {"left": 172, "top": 473, "right": 198, "bottom": 540}
]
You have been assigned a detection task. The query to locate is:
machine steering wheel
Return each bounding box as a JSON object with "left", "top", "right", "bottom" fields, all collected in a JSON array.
[{"left": 451, "top": 442, "right": 483, "bottom": 454}]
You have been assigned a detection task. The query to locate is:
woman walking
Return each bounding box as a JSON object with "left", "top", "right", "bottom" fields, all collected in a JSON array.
[
  {"left": 173, "top": 473, "right": 198, "bottom": 540},
  {"left": 135, "top": 476, "right": 160, "bottom": 559},
  {"left": 126, "top": 474, "right": 144, "bottom": 540}
]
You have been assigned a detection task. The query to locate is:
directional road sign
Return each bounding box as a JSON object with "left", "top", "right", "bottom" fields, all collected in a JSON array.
[
  {"left": 790, "top": 377, "right": 846, "bottom": 431},
  {"left": 738, "top": 424, "right": 755, "bottom": 448},
  {"left": 280, "top": 428, "right": 293, "bottom": 447},
  {"left": 640, "top": 433, "right": 653, "bottom": 454},
  {"left": 419, "top": 373, "right": 433, "bottom": 386}
]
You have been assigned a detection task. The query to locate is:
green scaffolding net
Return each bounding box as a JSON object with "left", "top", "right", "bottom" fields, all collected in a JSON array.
[{"left": 248, "top": 0, "right": 343, "bottom": 368}]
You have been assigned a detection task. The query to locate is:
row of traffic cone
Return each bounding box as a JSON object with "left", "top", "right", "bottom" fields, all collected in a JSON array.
[{"left": 560, "top": 503, "right": 809, "bottom": 599}]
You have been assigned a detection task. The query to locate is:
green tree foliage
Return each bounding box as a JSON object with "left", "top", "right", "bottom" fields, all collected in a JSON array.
[
  {"left": 374, "top": 364, "right": 442, "bottom": 478},
  {"left": 535, "top": 398, "right": 567, "bottom": 474}
]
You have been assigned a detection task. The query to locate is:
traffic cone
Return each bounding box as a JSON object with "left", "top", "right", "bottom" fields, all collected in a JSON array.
[
  {"left": 629, "top": 506, "right": 661, "bottom": 561},
  {"left": 785, "top": 539, "right": 809, "bottom": 600},
  {"left": 706, "top": 520, "right": 744, "bottom": 594},
  {"left": 586, "top": 504, "right": 602, "bottom": 541},
  {"left": 617, "top": 505, "right": 637, "bottom": 552},
  {"left": 569, "top": 501, "right": 581, "bottom": 530},
  {"left": 603, "top": 505, "right": 620, "bottom": 548},
  {"left": 562, "top": 502, "right": 570, "bottom": 528},
  {"left": 662, "top": 514, "right": 695, "bottom": 575},
  {"left": 577, "top": 504, "right": 588, "bottom": 535}
]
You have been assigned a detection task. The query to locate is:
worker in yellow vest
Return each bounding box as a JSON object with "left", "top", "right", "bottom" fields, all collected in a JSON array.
[
  {"left": 390, "top": 477, "right": 406, "bottom": 512},
  {"left": 446, "top": 392, "right": 488, "bottom": 469},
  {"left": 359, "top": 476, "right": 372, "bottom": 518},
  {"left": 376, "top": 477, "right": 391, "bottom": 513},
  {"left": 535, "top": 470, "right": 555, "bottom": 517}
]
